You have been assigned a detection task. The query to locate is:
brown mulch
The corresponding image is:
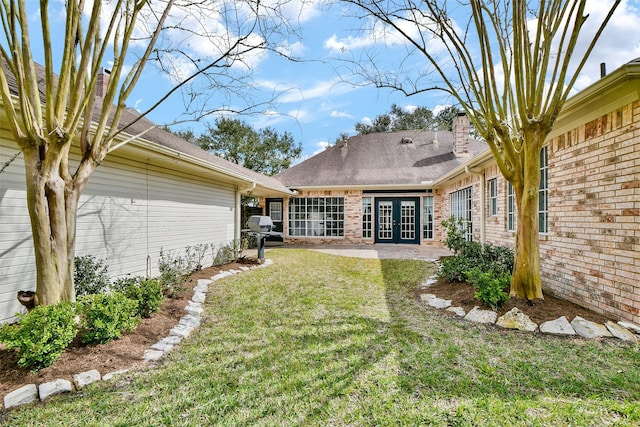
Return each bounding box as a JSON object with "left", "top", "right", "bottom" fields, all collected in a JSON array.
[
  {"left": 421, "top": 277, "right": 611, "bottom": 326},
  {"left": 0, "top": 259, "right": 260, "bottom": 403}
]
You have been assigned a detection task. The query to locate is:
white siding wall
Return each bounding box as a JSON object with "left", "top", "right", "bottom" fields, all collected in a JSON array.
[{"left": 1, "top": 137, "right": 238, "bottom": 323}]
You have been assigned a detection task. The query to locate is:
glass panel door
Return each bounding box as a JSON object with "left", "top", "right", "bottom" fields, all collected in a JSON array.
[{"left": 377, "top": 201, "right": 393, "bottom": 240}]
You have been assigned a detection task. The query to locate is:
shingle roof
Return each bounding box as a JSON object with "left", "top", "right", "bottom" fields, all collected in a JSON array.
[
  {"left": 2, "top": 62, "right": 292, "bottom": 196},
  {"left": 275, "top": 130, "right": 488, "bottom": 188}
]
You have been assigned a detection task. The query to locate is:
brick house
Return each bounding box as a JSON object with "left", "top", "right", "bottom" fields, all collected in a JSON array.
[{"left": 261, "top": 58, "right": 640, "bottom": 324}]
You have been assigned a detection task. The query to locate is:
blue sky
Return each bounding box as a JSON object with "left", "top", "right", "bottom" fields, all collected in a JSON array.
[{"left": 33, "top": 1, "right": 640, "bottom": 159}]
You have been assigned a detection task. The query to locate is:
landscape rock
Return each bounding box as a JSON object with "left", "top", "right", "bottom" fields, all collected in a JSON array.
[
  {"left": 447, "top": 306, "right": 466, "bottom": 317},
  {"left": 151, "top": 333, "right": 184, "bottom": 351},
  {"left": 184, "top": 302, "right": 203, "bottom": 317},
  {"left": 618, "top": 321, "right": 640, "bottom": 335},
  {"left": 73, "top": 370, "right": 102, "bottom": 389},
  {"left": 539, "top": 316, "right": 576, "bottom": 335},
  {"left": 496, "top": 308, "right": 538, "bottom": 332},
  {"left": 170, "top": 323, "right": 195, "bottom": 338},
  {"left": 421, "top": 277, "right": 438, "bottom": 288},
  {"left": 605, "top": 321, "right": 638, "bottom": 342},
  {"left": 211, "top": 271, "right": 233, "bottom": 281},
  {"left": 102, "top": 370, "right": 129, "bottom": 382},
  {"left": 570, "top": 316, "right": 612, "bottom": 339},
  {"left": 464, "top": 306, "right": 497, "bottom": 324},
  {"left": 39, "top": 379, "right": 73, "bottom": 401},
  {"left": 4, "top": 384, "right": 38, "bottom": 409},
  {"left": 239, "top": 266, "right": 250, "bottom": 271},
  {"left": 179, "top": 314, "right": 201, "bottom": 328},
  {"left": 194, "top": 280, "right": 211, "bottom": 292},
  {"left": 228, "top": 269, "right": 242, "bottom": 275},
  {"left": 419, "top": 293, "right": 436, "bottom": 302},
  {"left": 191, "top": 291, "right": 206, "bottom": 303},
  {"left": 427, "top": 298, "right": 452, "bottom": 309},
  {"left": 143, "top": 349, "right": 164, "bottom": 362}
]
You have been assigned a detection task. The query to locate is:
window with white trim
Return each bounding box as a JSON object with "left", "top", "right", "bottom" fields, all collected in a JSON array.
[
  {"left": 539, "top": 145, "right": 549, "bottom": 233},
  {"left": 423, "top": 196, "right": 434, "bottom": 239},
  {"left": 269, "top": 201, "right": 282, "bottom": 222},
  {"left": 507, "top": 183, "right": 516, "bottom": 232},
  {"left": 288, "top": 197, "right": 344, "bottom": 237},
  {"left": 488, "top": 178, "right": 498, "bottom": 216},
  {"left": 450, "top": 187, "right": 473, "bottom": 241},
  {"left": 362, "top": 197, "right": 372, "bottom": 238}
]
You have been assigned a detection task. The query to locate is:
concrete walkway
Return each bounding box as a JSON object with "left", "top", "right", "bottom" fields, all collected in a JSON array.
[{"left": 248, "top": 243, "right": 451, "bottom": 262}]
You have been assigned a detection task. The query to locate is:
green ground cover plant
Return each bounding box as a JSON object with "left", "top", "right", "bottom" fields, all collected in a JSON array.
[
  {"left": 77, "top": 293, "right": 140, "bottom": 345},
  {"left": 4, "top": 249, "right": 640, "bottom": 426}
]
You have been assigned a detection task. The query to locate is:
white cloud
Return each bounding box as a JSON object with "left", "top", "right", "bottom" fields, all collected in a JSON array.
[{"left": 330, "top": 110, "right": 352, "bottom": 118}]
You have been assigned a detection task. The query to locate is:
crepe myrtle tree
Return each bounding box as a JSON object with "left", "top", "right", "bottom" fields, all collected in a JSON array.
[
  {"left": 0, "top": 0, "right": 298, "bottom": 306},
  {"left": 341, "top": 0, "right": 621, "bottom": 299}
]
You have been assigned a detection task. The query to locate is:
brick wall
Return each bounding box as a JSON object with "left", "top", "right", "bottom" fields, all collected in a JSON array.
[
  {"left": 542, "top": 100, "right": 640, "bottom": 323},
  {"left": 437, "top": 100, "right": 639, "bottom": 323}
]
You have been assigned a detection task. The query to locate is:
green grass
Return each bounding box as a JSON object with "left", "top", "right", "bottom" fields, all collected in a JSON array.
[{"left": 4, "top": 249, "right": 640, "bottom": 426}]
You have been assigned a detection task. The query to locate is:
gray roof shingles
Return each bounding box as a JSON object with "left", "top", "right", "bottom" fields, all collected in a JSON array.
[{"left": 275, "top": 130, "right": 488, "bottom": 188}]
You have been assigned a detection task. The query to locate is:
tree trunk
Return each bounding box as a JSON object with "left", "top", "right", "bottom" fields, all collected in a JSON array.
[
  {"left": 510, "top": 139, "right": 543, "bottom": 300},
  {"left": 22, "top": 146, "right": 77, "bottom": 306}
]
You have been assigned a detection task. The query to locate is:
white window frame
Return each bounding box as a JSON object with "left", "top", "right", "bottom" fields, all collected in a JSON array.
[
  {"left": 269, "top": 201, "right": 282, "bottom": 222},
  {"left": 539, "top": 145, "right": 549, "bottom": 233},
  {"left": 488, "top": 178, "right": 498, "bottom": 216},
  {"left": 288, "top": 197, "right": 344, "bottom": 237},
  {"left": 362, "top": 197, "right": 372, "bottom": 238},
  {"left": 507, "top": 182, "right": 516, "bottom": 232},
  {"left": 450, "top": 187, "right": 473, "bottom": 241},
  {"left": 423, "top": 196, "right": 434, "bottom": 240}
]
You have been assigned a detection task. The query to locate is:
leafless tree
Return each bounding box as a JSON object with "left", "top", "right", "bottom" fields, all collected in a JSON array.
[
  {"left": 0, "top": 0, "right": 300, "bottom": 306},
  {"left": 340, "top": 0, "right": 621, "bottom": 299}
]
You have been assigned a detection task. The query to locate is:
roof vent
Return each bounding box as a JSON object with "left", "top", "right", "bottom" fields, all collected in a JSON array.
[{"left": 401, "top": 137, "right": 413, "bottom": 144}]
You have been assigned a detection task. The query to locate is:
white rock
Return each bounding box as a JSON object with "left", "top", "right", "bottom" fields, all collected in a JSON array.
[
  {"left": 143, "top": 349, "right": 164, "bottom": 362},
  {"left": 496, "top": 308, "right": 538, "bottom": 332},
  {"left": 4, "top": 384, "right": 38, "bottom": 409},
  {"left": 192, "top": 291, "right": 206, "bottom": 303},
  {"left": 184, "top": 303, "right": 203, "bottom": 317},
  {"left": 421, "top": 277, "right": 438, "bottom": 288},
  {"left": 540, "top": 316, "right": 576, "bottom": 335},
  {"left": 170, "top": 323, "right": 195, "bottom": 338},
  {"left": 447, "top": 307, "right": 466, "bottom": 317},
  {"left": 464, "top": 306, "right": 497, "bottom": 324},
  {"left": 239, "top": 266, "right": 250, "bottom": 271},
  {"left": 605, "top": 321, "right": 638, "bottom": 342},
  {"left": 571, "top": 316, "right": 612, "bottom": 339},
  {"left": 151, "top": 341, "right": 175, "bottom": 352},
  {"left": 102, "top": 369, "right": 129, "bottom": 381},
  {"left": 73, "top": 370, "right": 102, "bottom": 389},
  {"left": 419, "top": 293, "right": 436, "bottom": 302},
  {"left": 427, "top": 298, "right": 452, "bottom": 309},
  {"left": 618, "top": 321, "right": 640, "bottom": 335},
  {"left": 228, "top": 269, "right": 242, "bottom": 275},
  {"left": 193, "top": 281, "right": 211, "bottom": 293},
  {"left": 211, "top": 271, "right": 232, "bottom": 281},
  {"left": 39, "top": 379, "right": 73, "bottom": 401},
  {"left": 179, "top": 314, "right": 201, "bottom": 328}
]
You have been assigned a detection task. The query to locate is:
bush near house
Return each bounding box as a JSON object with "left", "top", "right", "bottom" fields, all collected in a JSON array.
[
  {"left": 0, "top": 303, "right": 78, "bottom": 371},
  {"left": 78, "top": 292, "right": 140, "bottom": 345},
  {"left": 439, "top": 217, "right": 514, "bottom": 308},
  {"left": 113, "top": 276, "right": 165, "bottom": 318},
  {"left": 74, "top": 255, "right": 111, "bottom": 296}
]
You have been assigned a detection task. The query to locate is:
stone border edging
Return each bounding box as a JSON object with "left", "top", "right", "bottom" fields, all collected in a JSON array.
[
  {"left": 419, "top": 272, "right": 640, "bottom": 342},
  {"left": 2, "top": 259, "right": 274, "bottom": 411}
]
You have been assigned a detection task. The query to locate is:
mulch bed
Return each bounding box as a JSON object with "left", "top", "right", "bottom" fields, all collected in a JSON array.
[
  {"left": 422, "top": 277, "right": 611, "bottom": 326},
  {"left": 0, "top": 259, "right": 259, "bottom": 404}
]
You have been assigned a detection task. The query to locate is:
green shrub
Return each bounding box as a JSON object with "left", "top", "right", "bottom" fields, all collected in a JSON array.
[
  {"left": 74, "top": 255, "right": 111, "bottom": 296},
  {"left": 465, "top": 268, "right": 511, "bottom": 310},
  {"left": 212, "top": 239, "right": 245, "bottom": 266},
  {"left": 158, "top": 249, "right": 189, "bottom": 298},
  {"left": 0, "top": 303, "right": 78, "bottom": 371},
  {"left": 441, "top": 217, "right": 470, "bottom": 253},
  {"left": 120, "top": 278, "right": 165, "bottom": 318},
  {"left": 78, "top": 292, "right": 140, "bottom": 344}
]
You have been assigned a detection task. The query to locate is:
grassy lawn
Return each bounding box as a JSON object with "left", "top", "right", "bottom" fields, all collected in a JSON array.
[{"left": 4, "top": 249, "right": 640, "bottom": 426}]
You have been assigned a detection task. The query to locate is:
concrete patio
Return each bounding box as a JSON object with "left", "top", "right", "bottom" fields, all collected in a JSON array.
[{"left": 248, "top": 243, "right": 452, "bottom": 261}]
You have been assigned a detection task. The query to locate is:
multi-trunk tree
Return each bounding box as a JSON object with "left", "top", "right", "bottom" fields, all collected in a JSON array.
[
  {"left": 342, "top": 0, "right": 621, "bottom": 299},
  {"left": 0, "top": 0, "right": 296, "bottom": 306}
]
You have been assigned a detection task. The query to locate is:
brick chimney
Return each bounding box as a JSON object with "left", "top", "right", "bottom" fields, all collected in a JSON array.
[
  {"left": 96, "top": 67, "right": 111, "bottom": 98},
  {"left": 453, "top": 111, "right": 470, "bottom": 157}
]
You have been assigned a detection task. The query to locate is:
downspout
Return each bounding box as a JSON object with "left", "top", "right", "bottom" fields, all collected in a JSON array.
[
  {"left": 236, "top": 182, "right": 257, "bottom": 242},
  {"left": 465, "top": 166, "right": 486, "bottom": 244}
]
